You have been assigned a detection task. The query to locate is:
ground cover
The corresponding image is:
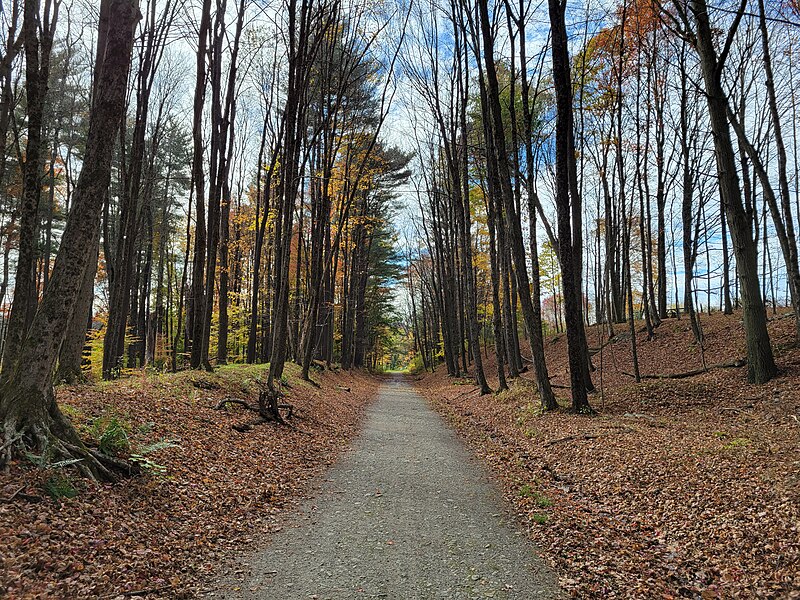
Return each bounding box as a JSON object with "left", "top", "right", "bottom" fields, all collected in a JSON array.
[
  {"left": 0, "top": 363, "right": 377, "bottom": 598},
  {"left": 417, "top": 312, "right": 800, "bottom": 598}
]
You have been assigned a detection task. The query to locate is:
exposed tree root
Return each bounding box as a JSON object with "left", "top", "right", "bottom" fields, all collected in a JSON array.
[
  {"left": 216, "top": 389, "right": 299, "bottom": 433},
  {"left": 215, "top": 397, "right": 295, "bottom": 419},
  {"left": 257, "top": 388, "right": 291, "bottom": 424},
  {"left": 0, "top": 432, "right": 23, "bottom": 456},
  {"left": 88, "top": 449, "right": 140, "bottom": 477},
  {"left": 214, "top": 398, "right": 258, "bottom": 411},
  {"left": 0, "top": 417, "right": 131, "bottom": 482},
  {"left": 0, "top": 381, "right": 138, "bottom": 482}
]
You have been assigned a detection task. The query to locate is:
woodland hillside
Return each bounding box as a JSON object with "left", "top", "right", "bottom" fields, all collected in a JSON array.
[
  {"left": 418, "top": 311, "right": 800, "bottom": 598},
  {"left": 0, "top": 365, "right": 377, "bottom": 597}
]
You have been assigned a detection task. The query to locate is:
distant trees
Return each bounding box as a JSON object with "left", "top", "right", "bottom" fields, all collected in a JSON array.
[
  {"left": 0, "top": 0, "right": 409, "bottom": 470},
  {"left": 402, "top": 0, "right": 491, "bottom": 392}
]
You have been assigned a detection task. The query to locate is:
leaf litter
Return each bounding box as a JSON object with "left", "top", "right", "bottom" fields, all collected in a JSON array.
[
  {"left": 0, "top": 363, "right": 377, "bottom": 598},
  {"left": 416, "top": 312, "right": 800, "bottom": 599}
]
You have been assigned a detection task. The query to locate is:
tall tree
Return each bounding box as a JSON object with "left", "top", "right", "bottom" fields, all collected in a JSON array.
[
  {"left": 475, "top": 0, "right": 557, "bottom": 408},
  {"left": 2, "top": 0, "right": 59, "bottom": 374},
  {"left": 546, "top": 0, "right": 593, "bottom": 411},
  {"left": 102, "top": 0, "right": 177, "bottom": 378},
  {"left": 0, "top": 0, "right": 140, "bottom": 478},
  {"left": 188, "top": 0, "right": 212, "bottom": 369},
  {"left": 669, "top": 0, "right": 777, "bottom": 383}
]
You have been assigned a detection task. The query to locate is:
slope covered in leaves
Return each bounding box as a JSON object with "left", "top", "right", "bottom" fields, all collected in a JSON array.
[
  {"left": 417, "top": 312, "right": 800, "bottom": 598},
  {"left": 0, "top": 364, "right": 377, "bottom": 598}
]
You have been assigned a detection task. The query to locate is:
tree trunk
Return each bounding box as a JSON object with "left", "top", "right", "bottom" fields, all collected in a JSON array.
[
  {"left": 515, "top": 5, "right": 557, "bottom": 409},
  {"left": 476, "top": 0, "right": 556, "bottom": 408},
  {"left": 57, "top": 228, "right": 100, "bottom": 383},
  {"left": 0, "top": 0, "right": 140, "bottom": 478},
  {"left": 547, "top": 0, "right": 592, "bottom": 411},
  {"left": 3, "top": 0, "right": 58, "bottom": 374},
  {"left": 687, "top": 0, "right": 776, "bottom": 383},
  {"left": 188, "top": 0, "right": 212, "bottom": 369}
]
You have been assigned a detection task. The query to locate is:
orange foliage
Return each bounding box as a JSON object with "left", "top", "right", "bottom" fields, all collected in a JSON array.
[{"left": 590, "top": 0, "right": 668, "bottom": 69}]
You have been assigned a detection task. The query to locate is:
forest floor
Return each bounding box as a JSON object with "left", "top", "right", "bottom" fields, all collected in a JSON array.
[
  {"left": 416, "top": 310, "right": 800, "bottom": 599},
  {"left": 0, "top": 362, "right": 377, "bottom": 598}
]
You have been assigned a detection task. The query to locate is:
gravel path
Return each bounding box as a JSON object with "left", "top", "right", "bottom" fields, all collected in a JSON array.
[{"left": 218, "top": 377, "right": 562, "bottom": 599}]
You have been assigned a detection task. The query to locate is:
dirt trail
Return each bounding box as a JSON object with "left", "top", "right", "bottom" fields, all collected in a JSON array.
[{"left": 216, "top": 376, "right": 562, "bottom": 599}]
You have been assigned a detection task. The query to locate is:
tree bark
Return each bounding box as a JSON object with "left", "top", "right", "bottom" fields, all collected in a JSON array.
[
  {"left": 686, "top": 0, "right": 777, "bottom": 383},
  {"left": 547, "top": 0, "right": 592, "bottom": 411},
  {"left": 0, "top": 0, "right": 140, "bottom": 478},
  {"left": 476, "top": 0, "right": 556, "bottom": 408},
  {"left": 57, "top": 227, "right": 100, "bottom": 383},
  {"left": 188, "top": 0, "right": 212, "bottom": 369},
  {"left": 3, "top": 0, "right": 58, "bottom": 374}
]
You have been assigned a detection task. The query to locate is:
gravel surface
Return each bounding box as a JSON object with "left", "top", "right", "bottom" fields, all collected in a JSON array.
[{"left": 216, "top": 377, "right": 562, "bottom": 599}]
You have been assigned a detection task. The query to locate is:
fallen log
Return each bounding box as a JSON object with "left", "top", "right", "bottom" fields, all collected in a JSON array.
[{"left": 622, "top": 358, "right": 746, "bottom": 380}]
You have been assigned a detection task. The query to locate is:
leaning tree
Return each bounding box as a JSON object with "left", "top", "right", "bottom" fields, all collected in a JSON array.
[{"left": 0, "top": 0, "right": 140, "bottom": 479}]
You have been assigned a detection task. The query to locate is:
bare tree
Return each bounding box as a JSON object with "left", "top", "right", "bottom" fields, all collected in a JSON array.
[
  {"left": 2, "top": 0, "right": 60, "bottom": 374},
  {"left": 546, "top": 0, "right": 593, "bottom": 410},
  {"left": 667, "top": 0, "right": 777, "bottom": 383}
]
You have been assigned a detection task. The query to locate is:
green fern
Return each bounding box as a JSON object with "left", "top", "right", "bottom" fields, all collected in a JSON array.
[
  {"left": 43, "top": 474, "right": 78, "bottom": 499},
  {"left": 98, "top": 417, "right": 130, "bottom": 455},
  {"left": 130, "top": 438, "right": 181, "bottom": 476}
]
